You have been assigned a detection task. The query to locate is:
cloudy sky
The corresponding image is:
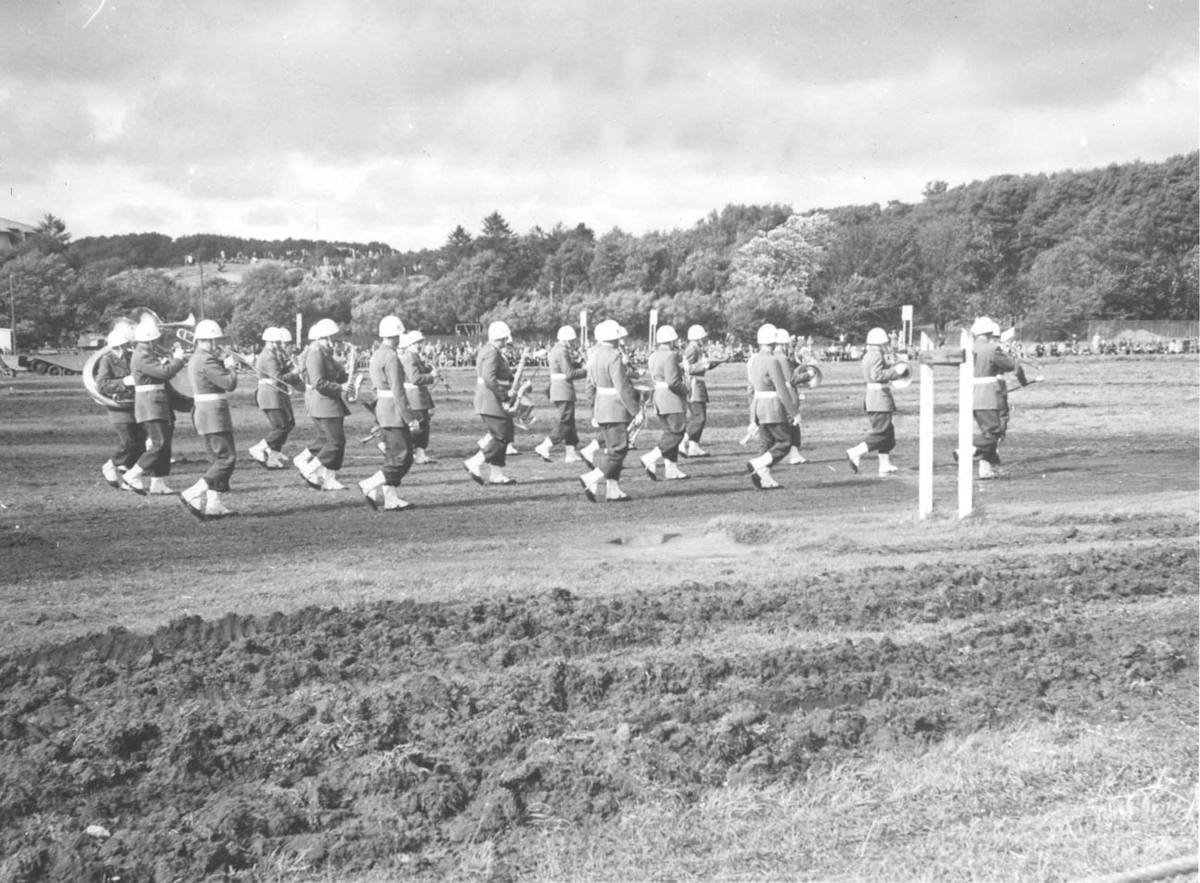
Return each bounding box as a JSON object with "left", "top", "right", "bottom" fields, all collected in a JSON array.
[{"left": 2, "top": 0, "right": 1196, "bottom": 251}]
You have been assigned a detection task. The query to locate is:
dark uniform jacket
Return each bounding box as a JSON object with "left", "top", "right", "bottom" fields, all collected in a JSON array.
[
  {"left": 95, "top": 348, "right": 135, "bottom": 424},
  {"left": 972, "top": 338, "right": 1022, "bottom": 410},
  {"left": 747, "top": 349, "right": 798, "bottom": 424},
  {"left": 861, "top": 346, "right": 904, "bottom": 413},
  {"left": 474, "top": 342, "right": 514, "bottom": 418},
  {"left": 369, "top": 341, "right": 417, "bottom": 428},
  {"left": 304, "top": 344, "right": 351, "bottom": 418},
  {"left": 188, "top": 348, "right": 238, "bottom": 434},
  {"left": 131, "top": 342, "right": 186, "bottom": 423},
  {"left": 548, "top": 342, "right": 587, "bottom": 402},
  {"left": 255, "top": 345, "right": 302, "bottom": 410},
  {"left": 399, "top": 347, "right": 436, "bottom": 412},
  {"left": 682, "top": 340, "right": 713, "bottom": 404},
  {"left": 587, "top": 344, "right": 640, "bottom": 423},
  {"left": 648, "top": 346, "right": 687, "bottom": 416}
]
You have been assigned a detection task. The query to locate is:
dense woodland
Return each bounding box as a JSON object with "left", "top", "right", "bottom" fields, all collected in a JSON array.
[{"left": 2, "top": 153, "right": 1196, "bottom": 348}]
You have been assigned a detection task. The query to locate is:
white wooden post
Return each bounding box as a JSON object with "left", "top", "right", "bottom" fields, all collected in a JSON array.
[
  {"left": 957, "top": 328, "right": 974, "bottom": 518},
  {"left": 918, "top": 332, "right": 935, "bottom": 519}
]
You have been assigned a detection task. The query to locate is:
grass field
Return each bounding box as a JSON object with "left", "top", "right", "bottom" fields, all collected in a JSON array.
[{"left": 0, "top": 354, "right": 1196, "bottom": 882}]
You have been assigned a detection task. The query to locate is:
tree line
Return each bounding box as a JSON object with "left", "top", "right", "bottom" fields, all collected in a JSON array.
[{"left": 2, "top": 152, "right": 1195, "bottom": 349}]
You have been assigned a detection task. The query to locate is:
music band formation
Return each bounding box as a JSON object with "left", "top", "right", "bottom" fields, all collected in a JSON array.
[{"left": 87, "top": 311, "right": 1028, "bottom": 519}]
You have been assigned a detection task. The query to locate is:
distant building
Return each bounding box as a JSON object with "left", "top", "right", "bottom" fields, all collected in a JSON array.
[{"left": 0, "top": 217, "right": 37, "bottom": 253}]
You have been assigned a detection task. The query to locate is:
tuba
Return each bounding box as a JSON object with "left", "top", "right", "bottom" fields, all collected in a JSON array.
[{"left": 83, "top": 317, "right": 136, "bottom": 409}]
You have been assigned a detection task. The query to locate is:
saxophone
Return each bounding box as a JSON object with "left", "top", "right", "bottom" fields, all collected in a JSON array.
[{"left": 342, "top": 344, "right": 364, "bottom": 402}]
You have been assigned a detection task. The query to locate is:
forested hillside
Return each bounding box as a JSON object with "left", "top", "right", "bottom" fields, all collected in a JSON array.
[{"left": 3, "top": 153, "right": 1195, "bottom": 348}]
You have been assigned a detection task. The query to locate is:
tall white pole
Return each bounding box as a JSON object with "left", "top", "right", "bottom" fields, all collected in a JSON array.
[
  {"left": 958, "top": 328, "right": 974, "bottom": 518},
  {"left": 918, "top": 332, "right": 934, "bottom": 519}
]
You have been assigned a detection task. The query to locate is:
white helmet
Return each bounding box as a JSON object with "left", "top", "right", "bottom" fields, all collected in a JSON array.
[
  {"left": 106, "top": 320, "right": 134, "bottom": 347},
  {"left": 593, "top": 319, "right": 624, "bottom": 342},
  {"left": 775, "top": 328, "right": 792, "bottom": 345},
  {"left": 379, "top": 315, "right": 405, "bottom": 338},
  {"left": 756, "top": 324, "right": 777, "bottom": 346},
  {"left": 398, "top": 329, "right": 425, "bottom": 347},
  {"left": 488, "top": 320, "right": 512, "bottom": 342},
  {"left": 276, "top": 327, "right": 293, "bottom": 343},
  {"left": 556, "top": 325, "right": 577, "bottom": 342},
  {"left": 866, "top": 327, "right": 889, "bottom": 346},
  {"left": 308, "top": 318, "right": 340, "bottom": 341},
  {"left": 970, "top": 316, "right": 1000, "bottom": 337},
  {"left": 687, "top": 324, "right": 707, "bottom": 341},
  {"left": 261, "top": 327, "right": 280, "bottom": 342},
  {"left": 133, "top": 320, "right": 162, "bottom": 343},
  {"left": 655, "top": 325, "right": 679, "bottom": 344},
  {"left": 193, "top": 319, "right": 223, "bottom": 340}
]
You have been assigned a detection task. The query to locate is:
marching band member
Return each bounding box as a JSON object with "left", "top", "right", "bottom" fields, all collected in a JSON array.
[
  {"left": 94, "top": 319, "right": 145, "bottom": 488},
  {"left": 775, "top": 328, "right": 807, "bottom": 465},
  {"left": 845, "top": 327, "right": 910, "bottom": 475},
  {"left": 248, "top": 327, "right": 303, "bottom": 469},
  {"left": 535, "top": 325, "right": 588, "bottom": 463},
  {"left": 398, "top": 329, "right": 439, "bottom": 465},
  {"left": 578, "top": 319, "right": 641, "bottom": 502},
  {"left": 746, "top": 323, "right": 800, "bottom": 489},
  {"left": 122, "top": 317, "right": 188, "bottom": 496},
  {"left": 293, "top": 318, "right": 350, "bottom": 491},
  {"left": 359, "top": 316, "right": 419, "bottom": 510},
  {"left": 640, "top": 325, "right": 689, "bottom": 481},
  {"left": 681, "top": 324, "right": 719, "bottom": 458},
  {"left": 970, "top": 316, "right": 1026, "bottom": 480},
  {"left": 180, "top": 320, "right": 240, "bottom": 520},
  {"left": 464, "top": 321, "right": 518, "bottom": 486}
]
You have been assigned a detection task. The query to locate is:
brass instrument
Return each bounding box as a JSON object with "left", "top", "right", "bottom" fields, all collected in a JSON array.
[
  {"left": 84, "top": 311, "right": 194, "bottom": 408},
  {"left": 505, "top": 347, "right": 537, "bottom": 431},
  {"left": 342, "top": 345, "right": 363, "bottom": 402},
  {"left": 626, "top": 383, "right": 652, "bottom": 445}
]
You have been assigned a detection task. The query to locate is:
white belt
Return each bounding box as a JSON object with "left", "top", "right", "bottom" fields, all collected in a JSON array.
[
  {"left": 403, "top": 383, "right": 419, "bottom": 390},
  {"left": 193, "top": 393, "right": 227, "bottom": 402},
  {"left": 376, "top": 389, "right": 395, "bottom": 398},
  {"left": 135, "top": 384, "right": 164, "bottom": 392},
  {"left": 753, "top": 390, "right": 777, "bottom": 398},
  {"left": 550, "top": 373, "right": 567, "bottom": 380},
  {"left": 654, "top": 381, "right": 668, "bottom": 389},
  {"left": 973, "top": 376, "right": 1000, "bottom": 385},
  {"left": 258, "top": 378, "right": 279, "bottom": 386},
  {"left": 595, "top": 387, "right": 618, "bottom": 395},
  {"left": 866, "top": 382, "right": 890, "bottom": 390}
]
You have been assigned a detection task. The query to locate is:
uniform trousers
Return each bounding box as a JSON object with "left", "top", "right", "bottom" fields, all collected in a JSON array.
[
  {"left": 655, "top": 412, "right": 687, "bottom": 461},
  {"left": 262, "top": 407, "right": 295, "bottom": 450},
  {"left": 864, "top": 412, "right": 895, "bottom": 454},
  {"left": 135, "top": 420, "right": 174, "bottom": 476},
  {"left": 596, "top": 422, "right": 631, "bottom": 479},
  {"left": 685, "top": 402, "right": 707, "bottom": 442},
  {"left": 380, "top": 426, "right": 414, "bottom": 485},
  {"left": 111, "top": 422, "right": 147, "bottom": 469},
  {"left": 480, "top": 415, "right": 513, "bottom": 466},
  {"left": 973, "top": 410, "right": 1003, "bottom": 464},
  {"left": 308, "top": 417, "right": 346, "bottom": 470},
  {"left": 549, "top": 401, "right": 580, "bottom": 447},
  {"left": 755, "top": 423, "right": 792, "bottom": 464},
  {"left": 410, "top": 410, "right": 431, "bottom": 450},
  {"left": 201, "top": 431, "right": 236, "bottom": 490}
]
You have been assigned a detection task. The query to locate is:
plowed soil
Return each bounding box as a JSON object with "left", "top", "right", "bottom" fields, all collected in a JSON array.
[{"left": 0, "top": 356, "right": 1196, "bottom": 882}]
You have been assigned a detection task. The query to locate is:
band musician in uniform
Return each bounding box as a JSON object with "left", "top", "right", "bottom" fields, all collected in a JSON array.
[
  {"left": 358, "top": 316, "right": 419, "bottom": 510},
  {"left": 95, "top": 319, "right": 145, "bottom": 489},
  {"left": 122, "top": 317, "right": 188, "bottom": 496},
  {"left": 746, "top": 323, "right": 800, "bottom": 490},
  {"left": 464, "top": 321, "right": 518, "bottom": 486},
  {"left": 681, "top": 324, "right": 719, "bottom": 458},
  {"left": 248, "top": 327, "right": 304, "bottom": 469},
  {"left": 180, "top": 320, "right": 240, "bottom": 520},
  {"left": 846, "top": 327, "right": 910, "bottom": 475},
  {"left": 535, "top": 325, "right": 588, "bottom": 464},
  {"left": 293, "top": 318, "right": 351, "bottom": 491},
  {"left": 578, "top": 319, "right": 641, "bottom": 502},
  {"left": 640, "top": 325, "right": 690, "bottom": 481},
  {"left": 398, "top": 329, "right": 439, "bottom": 465},
  {"left": 775, "top": 328, "right": 807, "bottom": 465},
  {"left": 970, "top": 316, "right": 1026, "bottom": 480}
]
